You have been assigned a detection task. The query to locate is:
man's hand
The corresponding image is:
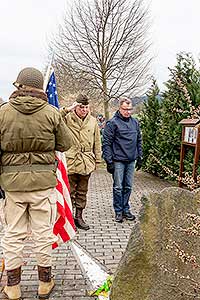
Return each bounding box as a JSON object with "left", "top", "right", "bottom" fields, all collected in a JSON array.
[
  {"left": 0, "top": 187, "right": 5, "bottom": 199},
  {"left": 106, "top": 163, "right": 115, "bottom": 174},
  {"left": 67, "top": 101, "right": 79, "bottom": 112},
  {"left": 60, "top": 102, "right": 79, "bottom": 115},
  {"left": 135, "top": 157, "right": 142, "bottom": 171}
]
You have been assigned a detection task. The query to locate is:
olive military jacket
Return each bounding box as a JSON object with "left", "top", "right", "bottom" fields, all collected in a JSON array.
[
  {"left": 62, "top": 110, "right": 102, "bottom": 175},
  {"left": 0, "top": 89, "right": 72, "bottom": 192}
]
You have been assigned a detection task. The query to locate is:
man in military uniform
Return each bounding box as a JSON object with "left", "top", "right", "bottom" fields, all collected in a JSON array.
[
  {"left": 0, "top": 67, "right": 72, "bottom": 299},
  {"left": 61, "top": 94, "right": 101, "bottom": 230}
]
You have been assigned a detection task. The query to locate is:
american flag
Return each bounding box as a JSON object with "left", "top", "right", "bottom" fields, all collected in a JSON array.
[
  {"left": 46, "top": 71, "right": 59, "bottom": 108},
  {"left": 46, "top": 68, "right": 76, "bottom": 249}
]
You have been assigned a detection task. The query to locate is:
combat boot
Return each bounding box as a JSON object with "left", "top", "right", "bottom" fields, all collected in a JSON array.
[
  {"left": 38, "top": 266, "right": 55, "bottom": 299},
  {"left": 74, "top": 208, "right": 90, "bottom": 230},
  {"left": 3, "top": 267, "right": 21, "bottom": 300}
]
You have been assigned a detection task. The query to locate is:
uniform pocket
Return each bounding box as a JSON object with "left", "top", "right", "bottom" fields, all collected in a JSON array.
[
  {"left": 0, "top": 198, "right": 7, "bottom": 226},
  {"left": 48, "top": 189, "right": 57, "bottom": 226}
]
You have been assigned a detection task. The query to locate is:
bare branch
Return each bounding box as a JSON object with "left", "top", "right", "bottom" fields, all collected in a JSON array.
[{"left": 51, "top": 0, "right": 151, "bottom": 118}]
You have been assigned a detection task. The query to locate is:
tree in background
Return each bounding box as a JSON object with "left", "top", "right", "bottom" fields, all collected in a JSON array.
[
  {"left": 52, "top": 61, "right": 104, "bottom": 116},
  {"left": 140, "top": 79, "right": 161, "bottom": 175},
  {"left": 53, "top": 0, "right": 151, "bottom": 119},
  {"left": 157, "top": 53, "right": 200, "bottom": 179},
  {"left": 142, "top": 53, "right": 200, "bottom": 181}
]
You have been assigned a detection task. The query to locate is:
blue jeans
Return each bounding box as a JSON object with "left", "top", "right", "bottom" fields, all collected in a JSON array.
[{"left": 112, "top": 161, "right": 135, "bottom": 214}]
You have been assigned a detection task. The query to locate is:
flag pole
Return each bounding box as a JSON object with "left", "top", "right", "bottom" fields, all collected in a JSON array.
[
  {"left": 43, "top": 52, "right": 55, "bottom": 91},
  {"left": 44, "top": 53, "right": 76, "bottom": 245}
]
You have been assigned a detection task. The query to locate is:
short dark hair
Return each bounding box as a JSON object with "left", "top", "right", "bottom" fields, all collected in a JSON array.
[{"left": 119, "top": 97, "right": 132, "bottom": 107}]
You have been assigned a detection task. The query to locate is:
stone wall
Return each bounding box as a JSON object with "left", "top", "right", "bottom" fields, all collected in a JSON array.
[{"left": 110, "top": 187, "right": 200, "bottom": 300}]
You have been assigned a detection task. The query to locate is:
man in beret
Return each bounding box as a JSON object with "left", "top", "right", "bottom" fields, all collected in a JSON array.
[{"left": 61, "top": 94, "right": 101, "bottom": 230}]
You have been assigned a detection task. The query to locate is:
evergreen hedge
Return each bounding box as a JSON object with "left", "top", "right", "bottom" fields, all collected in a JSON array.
[{"left": 140, "top": 53, "right": 200, "bottom": 182}]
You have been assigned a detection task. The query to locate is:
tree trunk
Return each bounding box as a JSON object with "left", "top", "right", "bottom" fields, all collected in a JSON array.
[
  {"left": 102, "top": 74, "right": 110, "bottom": 120},
  {"left": 103, "top": 100, "right": 109, "bottom": 120}
]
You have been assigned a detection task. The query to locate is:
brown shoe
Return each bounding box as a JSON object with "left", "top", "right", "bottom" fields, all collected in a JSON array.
[
  {"left": 38, "top": 266, "right": 55, "bottom": 299},
  {"left": 38, "top": 279, "right": 55, "bottom": 299},
  {"left": 3, "top": 267, "right": 21, "bottom": 300},
  {"left": 75, "top": 208, "right": 90, "bottom": 230},
  {"left": 3, "top": 284, "right": 21, "bottom": 300},
  {"left": 74, "top": 218, "right": 90, "bottom": 230}
]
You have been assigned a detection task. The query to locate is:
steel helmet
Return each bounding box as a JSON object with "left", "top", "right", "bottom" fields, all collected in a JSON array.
[{"left": 13, "top": 67, "right": 44, "bottom": 89}]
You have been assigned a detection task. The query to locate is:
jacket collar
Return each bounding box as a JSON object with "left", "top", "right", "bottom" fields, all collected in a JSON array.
[
  {"left": 9, "top": 88, "right": 48, "bottom": 101},
  {"left": 9, "top": 89, "right": 48, "bottom": 115},
  {"left": 115, "top": 110, "right": 131, "bottom": 122},
  {"left": 71, "top": 111, "right": 91, "bottom": 126}
]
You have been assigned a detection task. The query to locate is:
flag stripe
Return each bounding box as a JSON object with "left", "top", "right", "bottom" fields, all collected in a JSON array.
[
  {"left": 45, "top": 68, "right": 76, "bottom": 249},
  {"left": 56, "top": 154, "right": 71, "bottom": 191},
  {"left": 52, "top": 153, "right": 76, "bottom": 247}
]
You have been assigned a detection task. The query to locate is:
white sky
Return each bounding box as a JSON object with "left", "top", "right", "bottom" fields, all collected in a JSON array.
[
  {"left": 150, "top": 0, "right": 200, "bottom": 90},
  {"left": 0, "top": 0, "right": 200, "bottom": 100}
]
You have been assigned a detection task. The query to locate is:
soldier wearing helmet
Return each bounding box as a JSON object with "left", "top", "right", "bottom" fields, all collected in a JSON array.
[{"left": 0, "top": 67, "right": 72, "bottom": 299}]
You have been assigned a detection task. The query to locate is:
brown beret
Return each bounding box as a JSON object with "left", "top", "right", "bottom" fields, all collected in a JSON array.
[{"left": 76, "top": 94, "right": 89, "bottom": 105}]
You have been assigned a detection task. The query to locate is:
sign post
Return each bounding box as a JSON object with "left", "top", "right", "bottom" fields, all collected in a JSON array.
[{"left": 179, "top": 119, "right": 200, "bottom": 187}]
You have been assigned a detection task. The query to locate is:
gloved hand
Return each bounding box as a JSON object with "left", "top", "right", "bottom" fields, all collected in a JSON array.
[
  {"left": 135, "top": 157, "right": 142, "bottom": 171},
  {"left": 0, "top": 187, "right": 5, "bottom": 199},
  {"left": 106, "top": 163, "right": 115, "bottom": 174}
]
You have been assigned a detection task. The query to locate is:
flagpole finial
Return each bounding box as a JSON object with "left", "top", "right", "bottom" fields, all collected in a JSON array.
[{"left": 43, "top": 52, "right": 55, "bottom": 91}]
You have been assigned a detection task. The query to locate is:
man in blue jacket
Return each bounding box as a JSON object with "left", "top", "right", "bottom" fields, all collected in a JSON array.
[{"left": 102, "top": 98, "right": 142, "bottom": 223}]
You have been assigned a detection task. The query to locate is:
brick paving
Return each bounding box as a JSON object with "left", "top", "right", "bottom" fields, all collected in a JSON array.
[{"left": 0, "top": 170, "right": 174, "bottom": 299}]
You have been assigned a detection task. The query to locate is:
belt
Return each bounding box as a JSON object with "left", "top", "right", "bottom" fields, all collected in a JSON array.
[{"left": 2, "top": 164, "right": 56, "bottom": 173}]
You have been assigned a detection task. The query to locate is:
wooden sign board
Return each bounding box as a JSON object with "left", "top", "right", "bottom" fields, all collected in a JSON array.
[{"left": 179, "top": 118, "right": 200, "bottom": 187}]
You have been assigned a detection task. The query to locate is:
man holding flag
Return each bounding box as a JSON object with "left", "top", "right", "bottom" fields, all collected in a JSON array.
[{"left": 0, "top": 67, "right": 72, "bottom": 299}]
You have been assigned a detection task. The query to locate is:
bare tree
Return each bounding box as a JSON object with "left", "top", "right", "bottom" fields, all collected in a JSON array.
[
  {"left": 53, "top": 0, "right": 151, "bottom": 119},
  {"left": 52, "top": 60, "right": 104, "bottom": 116},
  {"left": 53, "top": 60, "right": 102, "bottom": 101}
]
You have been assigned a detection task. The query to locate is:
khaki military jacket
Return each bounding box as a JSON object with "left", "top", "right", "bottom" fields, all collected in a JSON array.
[
  {"left": 62, "top": 110, "right": 102, "bottom": 175},
  {"left": 0, "top": 89, "right": 72, "bottom": 192}
]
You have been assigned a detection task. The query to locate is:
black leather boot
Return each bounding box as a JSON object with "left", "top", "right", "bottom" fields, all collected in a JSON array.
[{"left": 75, "top": 208, "right": 90, "bottom": 230}]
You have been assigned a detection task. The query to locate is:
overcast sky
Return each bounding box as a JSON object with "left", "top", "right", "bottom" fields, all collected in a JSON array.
[{"left": 0, "top": 0, "right": 200, "bottom": 100}]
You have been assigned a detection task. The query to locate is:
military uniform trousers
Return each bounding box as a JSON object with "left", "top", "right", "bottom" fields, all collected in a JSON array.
[
  {"left": 1, "top": 188, "right": 57, "bottom": 270},
  {"left": 68, "top": 174, "right": 91, "bottom": 209}
]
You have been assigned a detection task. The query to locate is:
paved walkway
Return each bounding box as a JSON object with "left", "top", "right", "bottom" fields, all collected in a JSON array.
[{"left": 0, "top": 170, "right": 174, "bottom": 299}]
